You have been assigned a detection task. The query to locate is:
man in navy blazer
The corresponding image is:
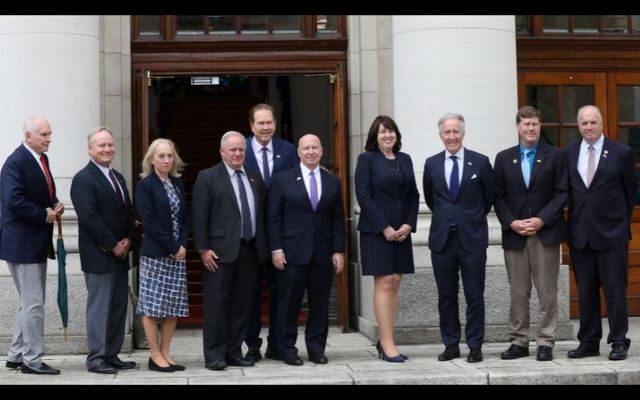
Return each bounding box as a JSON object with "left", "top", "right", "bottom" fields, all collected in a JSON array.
[
  {"left": 423, "top": 112, "right": 495, "bottom": 363},
  {"left": 192, "top": 131, "right": 268, "bottom": 371},
  {"left": 564, "top": 105, "right": 637, "bottom": 361},
  {"left": 243, "top": 103, "right": 297, "bottom": 362},
  {"left": 494, "top": 106, "right": 568, "bottom": 362},
  {"left": 267, "top": 134, "right": 345, "bottom": 366},
  {"left": 70, "top": 127, "right": 137, "bottom": 374},
  {"left": 1, "top": 116, "right": 64, "bottom": 375}
]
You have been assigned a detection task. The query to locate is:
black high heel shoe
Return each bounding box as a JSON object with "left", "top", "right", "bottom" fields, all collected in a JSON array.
[
  {"left": 376, "top": 340, "right": 405, "bottom": 363},
  {"left": 148, "top": 358, "right": 174, "bottom": 372}
]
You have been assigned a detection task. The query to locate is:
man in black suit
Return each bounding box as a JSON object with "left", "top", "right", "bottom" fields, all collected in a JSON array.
[
  {"left": 267, "top": 134, "right": 345, "bottom": 366},
  {"left": 564, "top": 105, "right": 637, "bottom": 361},
  {"left": 494, "top": 106, "right": 568, "bottom": 362},
  {"left": 243, "top": 103, "right": 297, "bottom": 362},
  {"left": 1, "top": 116, "right": 64, "bottom": 375},
  {"left": 423, "top": 112, "right": 495, "bottom": 363},
  {"left": 70, "top": 127, "right": 138, "bottom": 374},
  {"left": 192, "top": 131, "right": 268, "bottom": 371}
]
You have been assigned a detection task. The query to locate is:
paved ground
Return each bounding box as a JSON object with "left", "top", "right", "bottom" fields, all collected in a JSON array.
[{"left": 1, "top": 318, "right": 638, "bottom": 385}]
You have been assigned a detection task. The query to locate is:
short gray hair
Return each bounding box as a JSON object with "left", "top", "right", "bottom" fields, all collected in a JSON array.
[
  {"left": 438, "top": 112, "right": 465, "bottom": 133},
  {"left": 87, "top": 127, "right": 113, "bottom": 146}
]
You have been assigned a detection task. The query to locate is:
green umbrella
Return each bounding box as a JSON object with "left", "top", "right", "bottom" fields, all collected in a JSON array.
[{"left": 55, "top": 214, "right": 68, "bottom": 340}]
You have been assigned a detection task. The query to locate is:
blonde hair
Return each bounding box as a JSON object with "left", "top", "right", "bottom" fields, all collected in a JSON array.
[{"left": 140, "top": 138, "right": 186, "bottom": 178}]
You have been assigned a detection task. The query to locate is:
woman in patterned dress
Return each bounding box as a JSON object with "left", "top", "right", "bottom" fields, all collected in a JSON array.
[{"left": 136, "top": 138, "right": 189, "bottom": 372}]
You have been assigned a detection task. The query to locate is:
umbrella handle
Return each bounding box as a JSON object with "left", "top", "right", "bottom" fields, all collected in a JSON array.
[{"left": 56, "top": 214, "right": 63, "bottom": 239}]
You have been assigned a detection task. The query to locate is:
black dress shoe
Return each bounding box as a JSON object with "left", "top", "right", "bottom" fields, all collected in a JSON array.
[
  {"left": 437, "top": 345, "right": 460, "bottom": 361},
  {"left": 87, "top": 363, "right": 116, "bottom": 374},
  {"left": 467, "top": 348, "right": 483, "bottom": 363},
  {"left": 108, "top": 357, "right": 137, "bottom": 369},
  {"left": 205, "top": 360, "right": 227, "bottom": 371},
  {"left": 169, "top": 363, "right": 186, "bottom": 371},
  {"left": 609, "top": 343, "right": 628, "bottom": 361},
  {"left": 21, "top": 362, "right": 61, "bottom": 375},
  {"left": 226, "top": 357, "right": 254, "bottom": 367},
  {"left": 282, "top": 355, "right": 304, "bottom": 366},
  {"left": 501, "top": 344, "right": 529, "bottom": 360},
  {"left": 567, "top": 344, "right": 599, "bottom": 358},
  {"left": 5, "top": 360, "right": 22, "bottom": 369},
  {"left": 265, "top": 347, "right": 283, "bottom": 361},
  {"left": 536, "top": 345, "right": 553, "bottom": 361},
  {"left": 308, "top": 353, "right": 328, "bottom": 364},
  {"left": 245, "top": 348, "right": 262, "bottom": 362},
  {"left": 148, "top": 358, "right": 174, "bottom": 372}
]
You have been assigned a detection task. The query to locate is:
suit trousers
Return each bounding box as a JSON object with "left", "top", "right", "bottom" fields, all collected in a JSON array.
[
  {"left": 504, "top": 235, "right": 560, "bottom": 348},
  {"left": 431, "top": 230, "right": 486, "bottom": 349},
  {"left": 202, "top": 240, "right": 258, "bottom": 364},
  {"left": 6, "top": 262, "right": 47, "bottom": 367},
  {"left": 84, "top": 269, "right": 129, "bottom": 368},
  {"left": 245, "top": 259, "right": 279, "bottom": 351},
  {"left": 570, "top": 245, "right": 629, "bottom": 346}
]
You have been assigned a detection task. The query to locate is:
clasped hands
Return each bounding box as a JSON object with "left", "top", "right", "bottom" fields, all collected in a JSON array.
[
  {"left": 383, "top": 224, "right": 412, "bottom": 242},
  {"left": 45, "top": 202, "right": 65, "bottom": 224},
  {"left": 511, "top": 217, "right": 544, "bottom": 237}
]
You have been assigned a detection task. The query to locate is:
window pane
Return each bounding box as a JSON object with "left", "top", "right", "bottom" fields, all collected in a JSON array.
[
  {"left": 176, "top": 15, "right": 204, "bottom": 35},
  {"left": 241, "top": 15, "right": 268, "bottom": 33},
  {"left": 617, "top": 127, "right": 640, "bottom": 204},
  {"left": 272, "top": 15, "right": 300, "bottom": 33},
  {"left": 541, "top": 127, "right": 559, "bottom": 147},
  {"left": 632, "top": 16, "right": 640, "bottom": 33},
  {"left": 515, "top": 15, "right": 528, "bottom": 34},
  {"left": 542, "top": 15, "right": 569, "bottom": 33},
  {"left": 526, "top": 86, "right": 559, "bottom": 123},
  {"left": 617, "top": 86, "right": 640, "bottom": 122},
  {"left": 317, "top": 15, "right": 338, "bottom": 33},
  {"left": 562, "top": 86, "right": 594, "bottom": 123},
  {"left": 208, "top": 15, "right": 237, "bottom": 34},
  {"left": 562, "top": 127, "right": 581, "bottom": 146},
  {"left": 573, "top": 15, "right": 598, "bottom": 33},
  {"left": 602, "top": 15, "right": 628, "bottom": 33},
  {"left": 139, "top": 15, "right": 161, "bottom": 36}
]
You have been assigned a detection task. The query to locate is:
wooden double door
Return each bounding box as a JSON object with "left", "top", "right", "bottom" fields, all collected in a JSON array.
[{"left": 519, "top": 72, "right": 640, "bottom": 317}]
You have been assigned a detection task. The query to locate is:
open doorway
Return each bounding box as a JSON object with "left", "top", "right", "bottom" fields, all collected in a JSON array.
[{"left": 143, "top": 74, "right": 340, "bottom": 326}]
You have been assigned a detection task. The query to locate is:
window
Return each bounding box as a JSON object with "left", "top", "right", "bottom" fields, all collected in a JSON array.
[{"left": 517, "top": 15, "right": 640, "bottom": 36}]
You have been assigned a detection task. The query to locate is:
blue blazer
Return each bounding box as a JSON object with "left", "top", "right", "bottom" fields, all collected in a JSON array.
[
  {"left": 135, "top": 173, "right": 189, "bottom": 257},
  {"left": 563, "top": 138, "right": 637, "bottom": 251},
  {"left": 423, "top": 148, "right": 495, "bottom": 253},
  {"left": 0, "top": 144, "right": 58, "bottom": 263},
  {"left": 70, "top": 161, "right": 136, "bottom": 273},
  {"left": 355, "top": 150, "right": 419, "bottom": 233},
  {"left": 494, "top": 141, "right": 568, "bottom": 250},
  {"left": 244, "top": 136, "right": 297, "bottom": 186},
  {"left": 267, "top": 165, "right": 346, "bottom": 267}
]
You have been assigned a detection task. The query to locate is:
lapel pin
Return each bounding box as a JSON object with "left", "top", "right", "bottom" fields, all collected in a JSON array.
[
  {"left": 296, "top": 177, "right": 302, "bottom": 181},
  {"left": 536, "top": 159, "right": 541, "bottom": 163},
  {"left": 512, "top": 159, "right": 518, "bottom": 164},
  {"left": 276, "top": 155, "right": 281, "bottom": 158},
  {"left": 467, "top": 161, "right": 472, "bottom": 166}
]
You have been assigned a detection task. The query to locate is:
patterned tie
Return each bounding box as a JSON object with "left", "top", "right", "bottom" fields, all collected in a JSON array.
[
  {"left": 586, "top": 145, "right": 596, "bottom": 188},
  {"left": 261, "top": 147, "right": 271, "bottom": 186},
  {"left": 309, "top": 171, "right": 318, "bottom": 211},
  {"left": 108, "top": 169, "right": 125, "bottom": 207},
  {"left": 449, "top": 155, "right": 459, "bottom": 199},
  {"left": 521, "top": 150, "right": 533, "bottom": 188},
  {"left": 236, "top": 170, "right": 253, "bottom": 241},
  {"left": 39, "top": 154, "right": 54, "bottom": 200}
]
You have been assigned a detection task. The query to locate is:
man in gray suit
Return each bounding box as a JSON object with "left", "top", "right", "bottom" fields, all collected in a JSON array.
[{"left": 192, "top": 131, "right": 268, "bottom": 371}]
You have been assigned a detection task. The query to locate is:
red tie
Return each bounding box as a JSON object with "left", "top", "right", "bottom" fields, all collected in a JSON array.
[{"left": 39, "top": 154, "right": 54, "bottom": 200}]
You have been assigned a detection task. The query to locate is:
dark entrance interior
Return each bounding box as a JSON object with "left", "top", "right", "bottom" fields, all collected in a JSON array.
[{"left": 144, "top": 74, "right": 336, "bottom": 325}]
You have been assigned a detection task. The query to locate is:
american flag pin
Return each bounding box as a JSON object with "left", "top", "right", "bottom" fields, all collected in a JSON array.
[
  {"left": 512, "top": 159, "right": 518, "bottom": 164},
  {"left": 296, "top": 177, "right": 302, "bottom": 181}
]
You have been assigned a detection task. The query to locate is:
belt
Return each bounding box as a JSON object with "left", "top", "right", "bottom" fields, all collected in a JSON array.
[
  {"left": 450, "top": 226, "right": 457, "bottom": 232},
  {"left": 241, "top": 238, "right": 255, "bottom": 244}
]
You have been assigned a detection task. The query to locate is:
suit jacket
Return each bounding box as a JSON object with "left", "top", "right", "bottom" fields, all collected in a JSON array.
[
  {"left": 244, "top": 136, "right": 297, "bottom": 186},
  {"left": 355, "top": 150, "right": 419, "bottom": 234},
  {"left": 70, "top": 161, "right": 136, "bottom": 273},
  {"left": 0, "top": 144, "right": 58, "bottom": 263},
  {"left": 192, "top": 162, "right": 268, "bottom": 264},
  {"left": 267, "top": 165, "right": 346, "bottom": 267},
  {"left": 563, "top": 137, "right": 637, "bottom": 251},
  {"left": 494, "top": 141, "right": 568, "bottom": 250},
  {"left": 423, "top": 148, "right": 495, "bottom": 253},
  {"left": 135, "top": 173, "right": 190, "bottom": 257}
]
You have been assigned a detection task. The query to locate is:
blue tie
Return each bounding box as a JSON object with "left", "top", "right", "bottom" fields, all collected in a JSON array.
[
  {"left": 521, "top": 150, "right": 533, "bottom": 188},
  {"left": 449, "top": 155, "right": 459, "bottom": 199},
  {"left": 261, "top": 147, "right": 271, "bottom": 186}
]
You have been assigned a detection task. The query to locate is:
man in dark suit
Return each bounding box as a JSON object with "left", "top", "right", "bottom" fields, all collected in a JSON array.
[
  {"left": 267, "top": 134, "right": 345, "bottom": 366},
  {"left": 70, "top": 127, "right": 138, "bottom": 374},
  {"left": 564, "top": 105, "right": 637, "bottom": 361},
  {"left": 192, "top": 131, "right": 268, "bottom": 371},
  {"left": 243, "top": 103, "right": 297, "bottom": 362},
  {"left": 1, "top": 116, "right": 64, "bottom": 375},
  {"left": 423, "top": 112, "right": 495, "bottom": 363},
  {"left": 494, "top": 106, "right": 568, "bottom": 362}
]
